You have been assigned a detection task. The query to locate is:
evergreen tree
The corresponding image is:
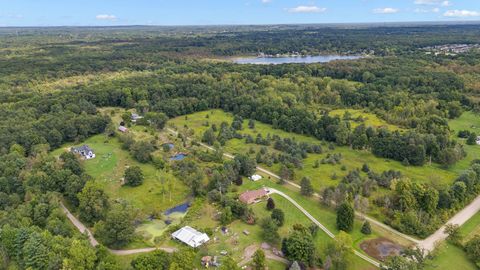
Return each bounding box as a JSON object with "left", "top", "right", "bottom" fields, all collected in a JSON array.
[
  {"left": 266, "top": 197, "right": 275, "bottom": 210},
  {"left": 336, "top": 202, "right": 354, "bottom": 232},
  {"left": 361, "top": 221, "right": 371, "bottom": 235},
  {"left": 300, "top": 177, "right": 314, "bottom": 196}
]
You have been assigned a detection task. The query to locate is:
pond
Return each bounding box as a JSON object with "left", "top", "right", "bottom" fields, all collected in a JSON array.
[
  {"left": 170, "top": 153, "right": 187, "bottom": 161},
  {"left": 233, "top": 55, "right": 363, "bottom": 65},
  {"left": 165, "top": 201, "right": 190, "bottom": 215}
]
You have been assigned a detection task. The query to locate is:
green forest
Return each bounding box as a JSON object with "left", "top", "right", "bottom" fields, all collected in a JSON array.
[{"left": 2, "top": 24, "right": 480, "bottom": 270}]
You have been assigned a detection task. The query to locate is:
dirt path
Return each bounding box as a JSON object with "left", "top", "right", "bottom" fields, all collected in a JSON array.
[
  {"left": 239, "top": 244, "right": 289, "bottom": 266},
  {"left": 418, "top": 194, "right": 480, "bottom": 251},
  {"left": 60, "top": 203, "right": 176, "bottom": 255}
]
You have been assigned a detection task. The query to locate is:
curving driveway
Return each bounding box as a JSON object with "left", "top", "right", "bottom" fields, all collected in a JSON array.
[
  {"left": 60, "top": 203, "right": 176, "bottom": 255},
  {"left": 266, "top": 188, "right": 380, "bottom": 267}
]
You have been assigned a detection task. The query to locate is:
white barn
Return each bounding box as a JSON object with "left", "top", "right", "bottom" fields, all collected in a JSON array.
[{"left": 171, "top": 226, "right": 210, "bottom": 248}]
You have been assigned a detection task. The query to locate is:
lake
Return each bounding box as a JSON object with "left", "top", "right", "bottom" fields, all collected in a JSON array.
[{"left": 233, "top": 55, "right": 363, "bottom": 65}]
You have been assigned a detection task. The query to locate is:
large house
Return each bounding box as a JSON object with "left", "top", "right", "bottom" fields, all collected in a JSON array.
[
  {"left": 171, "top": 226, "right": 210, "bottom": 248},
  {"left": 239, "top": 188, "right": 268, "bottom": 204},
  {"left": 71, "top": 145, "right": 96, "bottom": 160}
]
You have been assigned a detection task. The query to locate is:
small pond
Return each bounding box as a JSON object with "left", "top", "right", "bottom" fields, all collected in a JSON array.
[
  {"left": 170, "top": 153, "right": 187, "bottom": 161},
  {"left": 233, "top": 55, "right": 363, "bottom": 65},
  {"left": 165, "top": 201, "right": 190, "bottom": 215},
  {"left": 360, "top": 237, "right": 403, "bottom": 261}
]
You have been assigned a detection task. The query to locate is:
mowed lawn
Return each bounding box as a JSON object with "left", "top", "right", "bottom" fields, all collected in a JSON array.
[
  {"left": 448, "top": 111, "right": 480, "bottom": 174},
  {"left": 51, "top": 134, "right": 190, "bottom": 216},
  {"left": 172, "top": 181, "right": 379, "bottom": 270},
  {"left": 169, "top": 109, "right": 457, "bottom": 191}
]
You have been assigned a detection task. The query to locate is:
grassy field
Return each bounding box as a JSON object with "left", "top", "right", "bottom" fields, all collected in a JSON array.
[
  {"left": 166, "top": 180, "right": 380, "bottom": 270},
  {"left": 52, "top": 135, "right": 190, "bottom": 215},
  {"left": 427, "top": 243, "right": 477, "bottom": 270},
  {"left": 448, "top": 111, "right": 480, "bottom": 174},
  {"left": 169, "top": 109, "right": 457, "bottom": 194},
  {"left": 329, "top": 108, "right": 402, "bottom": 131}
]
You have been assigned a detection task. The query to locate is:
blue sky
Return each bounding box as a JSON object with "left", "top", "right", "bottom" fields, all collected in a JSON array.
[{"left": 1, "top": 0, "right": 480, "bottom": 26}]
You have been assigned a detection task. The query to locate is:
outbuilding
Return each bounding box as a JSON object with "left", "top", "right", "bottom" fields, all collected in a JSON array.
[
  {"left": 249, "top": 174, "right": 262, "bottom": 181},
  {"left": 171, "top": 226, "right": 210, "bottom": 248}
]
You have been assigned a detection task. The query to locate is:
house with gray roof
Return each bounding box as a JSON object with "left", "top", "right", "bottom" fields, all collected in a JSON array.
[{"left": 71, "top": 145, "right": 96, "bottom": 160}]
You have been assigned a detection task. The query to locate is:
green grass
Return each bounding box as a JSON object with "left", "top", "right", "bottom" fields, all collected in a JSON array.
[
  {"left": 460, "top": 211, "right": 480, "bottom": 243},
  {"left": 170, "top": 109, "right": 456, "bottom": 190},
  {"left": 448, "top": 111, "right": 480, "bottom": 174},
  {"left": 427, "top": 243, "right": 477, "bottom": 270},
  {"left": 329, "top": 108, "right": 402, "bottom": 131},
  {"left": 52, "top": 135, "right": 190, "bottom": 215}
]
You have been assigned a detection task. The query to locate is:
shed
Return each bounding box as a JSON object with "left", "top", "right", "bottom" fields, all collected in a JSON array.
[{"left": 118, "top": 126, "right": 128, "bottom": 133}]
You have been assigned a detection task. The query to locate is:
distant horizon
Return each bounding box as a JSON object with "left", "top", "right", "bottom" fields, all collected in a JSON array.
[
  {"left": 1, "top": 0, "right": 480, "bottom": 27},
  {"left": 1, "top": 19, "right": 480, "bottom": 29}
]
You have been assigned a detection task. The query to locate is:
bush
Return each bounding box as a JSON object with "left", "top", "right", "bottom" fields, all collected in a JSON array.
[
  {"left": 361, "top": 221, "right": 371, "bottom": 235},
  {"left": 124, "top": 166, "right": 144, "bottom": 187},
  {"left": 271, "top": 209, "right": 285, "bottom": 227}
]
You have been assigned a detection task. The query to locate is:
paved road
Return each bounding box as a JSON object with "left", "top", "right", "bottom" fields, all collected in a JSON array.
[
  {"left": 418, "top": 194, "right": 480, "bottom": 251},
  {"left": 61, "top": 203, "right": 176, "bottom": 255}
]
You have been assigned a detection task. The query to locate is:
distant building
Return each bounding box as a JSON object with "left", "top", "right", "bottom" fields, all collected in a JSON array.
[
  {"left": 476, "top": 136, "right": 480, "bottom": 145},
  {"left": 239, "top": 188, "right": 268, "bottom": 204},
  {"left": 131, "top": 113, "right": 143, "bottom": 123},
  {"left": 171, "top": 226, "right": 210, "bottom": 248},
  {"left": 249, "top": 174, "right": 262, "bottom": 181},
  {"left": 71, "top": 145, "right": 95, "bottom": 159},
  {"left": 118, "top": 126, "right": 128, "bottom": 133}
]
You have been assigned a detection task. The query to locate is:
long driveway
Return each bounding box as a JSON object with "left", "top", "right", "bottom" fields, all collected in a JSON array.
[
  {"left": 60, "top": 203, "right": 176, "bottom": 255},
  {"left": 266, "top": 188, "right": 380, "bottom": 267},
  {"left": 418, "top": 194, "right": 480, "bottom": 251},
  {"left": 167, "top": 128, "right": 420, "bottom": 244}
]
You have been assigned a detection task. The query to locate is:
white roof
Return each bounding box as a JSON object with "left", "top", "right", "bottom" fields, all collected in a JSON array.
[
  {"left": 171, "top": 226, "right": 210, "bottom": 248},
  {"left": 249, "top": 174, "right": 262, "bottom": 181}
]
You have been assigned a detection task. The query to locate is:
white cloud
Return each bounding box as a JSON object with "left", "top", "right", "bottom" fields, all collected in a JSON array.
[
  {"left": 372, "top": 8, "right": 399, "bottom": 14},
  {"left": 444, "top": 9, "right": 480, "bottom": 17},
  {"left": 441, "top": 1, "right": 452, "bottom": 7},
  {"left": 414, "top": 7, "right": 440, "bottom": 13},
  {"left": 96, "top": 14, "right": 117, "bottom": 20},
  {"left": 261, "top": 0, "right": 272, "bottom": 3},
  {"left": 415, "top": 0, "right": 451, "bottom": 6},
  {"left": 286, "top": 6, "right": 326, "bottom": 13}
]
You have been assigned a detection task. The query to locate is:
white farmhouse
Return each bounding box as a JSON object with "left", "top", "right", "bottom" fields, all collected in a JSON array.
[
  {"left": 171, "top": 226, "right": 210, "bottom": 248},
  {"left": 71, "top": 145, "right": 96, "bottom": 160}
]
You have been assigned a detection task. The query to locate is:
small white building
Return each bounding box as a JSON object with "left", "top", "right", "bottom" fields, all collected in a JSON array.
[
  {"left": 476, "top": 136, "right": 480, "bottom": 145},
  {"left": 131, "top": 113, "right": 143, "bottom": 123},
  {"left": 171, "top": 226, "right": 210, "bottom": 248},
  {"left": 249, "top": 174, "right": 262, "bottom": 181}
]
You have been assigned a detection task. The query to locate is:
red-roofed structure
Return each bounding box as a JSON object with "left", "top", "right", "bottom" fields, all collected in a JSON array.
[{"left": 239, "top": 188, "right": 268, "bottom": 204}]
